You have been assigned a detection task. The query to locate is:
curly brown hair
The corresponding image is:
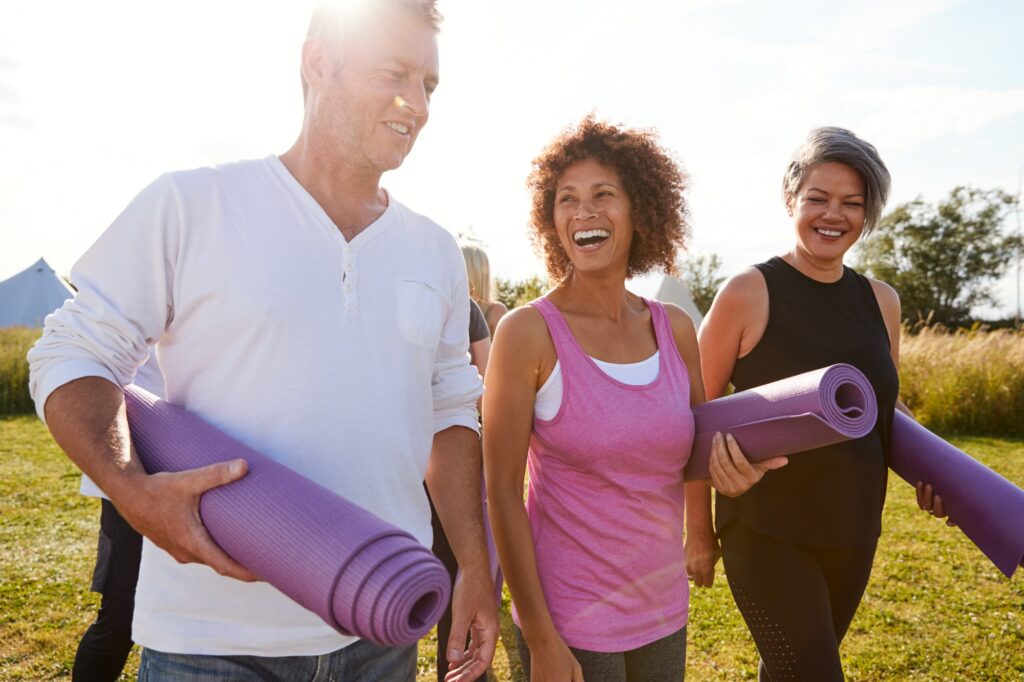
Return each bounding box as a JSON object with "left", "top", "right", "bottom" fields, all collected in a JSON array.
[{"left": 527, "top": 115, "right": 689, "bottom": 281}]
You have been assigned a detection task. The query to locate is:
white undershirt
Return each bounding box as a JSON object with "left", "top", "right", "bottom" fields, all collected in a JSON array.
[{"left": 534, "top": 352, "right": 660, "bottom": 421}]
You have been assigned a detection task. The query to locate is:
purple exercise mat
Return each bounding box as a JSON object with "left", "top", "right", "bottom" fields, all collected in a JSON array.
[
  {"left": 685, "top": 363, "right": 877, "bottom": 480},
  {"left": 123, "top": 385, "right": 450, "bottom": 646},
  {"left": 890, "top": 411, "right": 1024, "bottom": 578}
]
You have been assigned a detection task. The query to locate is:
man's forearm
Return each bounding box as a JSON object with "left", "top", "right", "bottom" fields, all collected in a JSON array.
[
  {"left": 44, "top": 376, "right": 148, "bottom": 504},
  {"left": 425, "top": 425, "right": 490, "bottom": 577},
  {"left": 44, "top": 375, "right": 257, "bottom": 580}
]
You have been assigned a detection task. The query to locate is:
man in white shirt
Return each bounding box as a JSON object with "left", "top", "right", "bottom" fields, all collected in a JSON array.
[{"left": 28, "top": 1, "right": 497, "bottom": 680}]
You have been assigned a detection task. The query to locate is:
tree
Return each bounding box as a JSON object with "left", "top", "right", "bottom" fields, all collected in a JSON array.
[
  {"left": 678, "top": 252, "right": 726, "bottom": 316},
  {"left": 495, "top": 275, "right": 548, "bottom": 310},
  {"left": 854, "top": 187, "right": 1020, "bottom": 328}
]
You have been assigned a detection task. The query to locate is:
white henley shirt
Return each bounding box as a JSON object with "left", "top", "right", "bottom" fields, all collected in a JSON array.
[{"left": 28, "top": 156, "right": 481, "bottom": 655}]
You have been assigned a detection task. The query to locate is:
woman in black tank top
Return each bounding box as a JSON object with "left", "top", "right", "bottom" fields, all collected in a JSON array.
[{"left": 694, "top": 128, "right": 949, "bottom": 681}]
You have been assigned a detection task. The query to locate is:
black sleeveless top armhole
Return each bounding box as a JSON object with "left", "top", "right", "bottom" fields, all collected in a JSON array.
[{"left": 715, "top": 256, "right": 899, "bottom": 547}]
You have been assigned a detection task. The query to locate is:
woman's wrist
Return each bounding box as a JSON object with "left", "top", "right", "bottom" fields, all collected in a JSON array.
[{"left": 521, "top": 619, "right": 561, "bottom": 649}]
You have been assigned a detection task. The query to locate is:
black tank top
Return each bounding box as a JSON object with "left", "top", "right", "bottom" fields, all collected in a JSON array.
[{"left": 715, "top": 257, "right": 899, "bottom": 547}]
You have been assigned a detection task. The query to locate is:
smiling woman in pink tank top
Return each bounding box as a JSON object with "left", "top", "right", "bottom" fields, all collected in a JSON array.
[{"left": 483, "top": 117, "right": 787, "bottom": 682}]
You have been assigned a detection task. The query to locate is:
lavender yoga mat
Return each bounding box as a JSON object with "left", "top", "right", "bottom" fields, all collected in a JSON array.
[
  {"left": 684, "top": 363, "right": 877, "bottom": 481},
  {"left": 123, "top": 385, "right": 450, "bottom": 647},
  {"left": 890, "top": 411, "right": 1024, "bottom": 578}
]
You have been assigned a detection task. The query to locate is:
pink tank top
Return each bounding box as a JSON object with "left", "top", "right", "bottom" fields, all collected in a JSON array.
[{"left": 512, "top": 296, "right": 695, "bottom": 652}]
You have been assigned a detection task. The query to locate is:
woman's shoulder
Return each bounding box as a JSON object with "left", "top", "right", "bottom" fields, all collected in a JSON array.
[
  {"left": 862, "top": 275, "right": 901, "bottom": 329},
  {"left": 862, "top": 275, "right": 899, "bottom": 305},
  {"left": 716, "top": 266, "right": 768, "bottom": 310},
  {"left": 492, "top": 302, "right": 548, "bottom": 344},
  {"left": 490, "top": 303, "right": 558, "bottom": 378},
  {"left": 659, "top": 302, "right": 698, "bottom": 338}
]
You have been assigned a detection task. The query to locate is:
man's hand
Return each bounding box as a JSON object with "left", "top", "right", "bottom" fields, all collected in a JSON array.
[
  {"left": 127, "top": 460, "right": 259, "bottom": 581},
  {"left": 44, "top": 376, "right": 258, "bottom": 582},
  {"left": 443, "top": 570, "right": 499, "bottom": 682},
  {"left": 709, "top": 432, "right": 787, "bottom": 497},
  {"left": 685, "top": 531, "right": 721, "bottom": 588}
]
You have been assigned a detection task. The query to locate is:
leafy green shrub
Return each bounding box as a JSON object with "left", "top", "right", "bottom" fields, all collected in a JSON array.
[
  {"left": 900, "top": 326, "right": 1024, "bottom": 436},
  {"left": 0, "top": 327, "right": 40, "bottom": 415}
]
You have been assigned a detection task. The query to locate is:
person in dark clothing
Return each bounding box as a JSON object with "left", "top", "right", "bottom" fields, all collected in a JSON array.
[
  {"left": 73, "top": 356, "right": 164, "bottom": 682},
  {"left": 694, "top": 127, "right": 949, "bottom": 681},
  {"left": 73, "top": 499, "right": 142, "bottom": 681}
]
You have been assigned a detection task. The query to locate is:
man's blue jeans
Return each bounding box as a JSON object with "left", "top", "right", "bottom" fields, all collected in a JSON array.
[{"left": 137, "top": 639, "right": 417, "bottom": 681}]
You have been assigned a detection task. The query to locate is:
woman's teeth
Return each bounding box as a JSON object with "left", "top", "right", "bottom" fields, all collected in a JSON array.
[
  {"left": 814, "top": 227, "right": 843, "bottom": 237},
  {"left": 573, "top": 229, "right": 611, "bottom": 246}
]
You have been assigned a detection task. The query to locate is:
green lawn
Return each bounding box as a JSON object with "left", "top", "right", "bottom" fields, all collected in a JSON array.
[{"left": 2, "top": 416, "right": 1022, "bottom": 680}]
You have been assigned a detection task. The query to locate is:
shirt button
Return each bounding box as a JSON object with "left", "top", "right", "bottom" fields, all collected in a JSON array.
[
  {"left": 344, "top": 263, "right": 353, "bottom": 272},
  {"left": 345, "top": 284, "right": 353, "bottom": 292}
]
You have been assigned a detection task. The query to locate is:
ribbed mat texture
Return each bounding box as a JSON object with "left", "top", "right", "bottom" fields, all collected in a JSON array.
[
  {"left": 123, "top": 385, "right": 451, "bottom": 646},
  {"left": 685, "top": 363, "right": 877, "bottom": 480}
]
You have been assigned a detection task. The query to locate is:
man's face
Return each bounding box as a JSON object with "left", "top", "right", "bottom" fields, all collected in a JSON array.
[{"left": 315, "top": 8, "right": 439, "bottom": 174}]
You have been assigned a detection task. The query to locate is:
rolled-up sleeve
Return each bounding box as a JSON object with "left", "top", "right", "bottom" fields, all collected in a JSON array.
[
  {"left": 431, "top": 245, "right": 482, "bottom": 434},
  {"left": 28, "top": 175, "right": 180, "bottom": 422}
]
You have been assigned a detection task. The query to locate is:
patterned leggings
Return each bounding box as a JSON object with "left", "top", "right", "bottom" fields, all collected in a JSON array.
[{"left": 721, "top": 522, "right": 877, "bottom": 681}]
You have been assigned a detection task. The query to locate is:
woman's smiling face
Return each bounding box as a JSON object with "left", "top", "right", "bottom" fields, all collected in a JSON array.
[
  {"left": 553, "top": 158, "right": 634, "bottom": 275},
  {"left": 787, "top": 161, "right": 867, "bottom": 265}
]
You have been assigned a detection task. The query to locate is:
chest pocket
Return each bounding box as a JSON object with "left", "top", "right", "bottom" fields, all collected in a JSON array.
[{"left": 395, "top": 279, "right": 449, "bottom": 349}]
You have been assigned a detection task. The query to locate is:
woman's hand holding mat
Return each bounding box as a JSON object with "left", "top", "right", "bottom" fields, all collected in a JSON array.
[
  {"left": 689, "top": 364, "right": 1024, "bottom": 578},
  {"left": 686, "top": 363, "right": 878, "bottom": 481},
  {"left": 891, "top": 412, "right": 1024, "bottom": 578}
]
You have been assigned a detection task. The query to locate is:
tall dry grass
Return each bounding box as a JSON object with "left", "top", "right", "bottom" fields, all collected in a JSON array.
[
  {"left": 2, "top": 325, "right": 1023, "bottom": 433},
  {"left": 900, "top": 325, "right": 1024, "bottom": 436},
  {"left": 0, "top": 327, "right": 40, "bottom": 415}
]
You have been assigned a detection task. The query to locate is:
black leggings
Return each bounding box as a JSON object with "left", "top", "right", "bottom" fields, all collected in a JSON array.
[
  {"left": 74, "top": 499, "right": 143, "bottom": 682},
  {"left": 514, "top": 625, "right": 687, "bottom": 682},
  {"left": 720, "top": 522, "right": 877, "bottom": 682}
]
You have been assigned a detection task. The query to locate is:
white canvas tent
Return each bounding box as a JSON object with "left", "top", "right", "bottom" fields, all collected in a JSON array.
[
  {"left": 0, "top": 258, "right": 74, "bottom": 328},
  {"left": 627, "top": 272, "right": 704, "bottom": 327}
]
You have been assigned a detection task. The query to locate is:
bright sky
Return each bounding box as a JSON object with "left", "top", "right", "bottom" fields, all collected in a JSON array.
[{"left": 1, "top": 0, "right": 1022, "bottom": 316}]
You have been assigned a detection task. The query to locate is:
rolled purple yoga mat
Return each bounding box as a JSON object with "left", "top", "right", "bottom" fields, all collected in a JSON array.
[
  {"left": 890, "top": 411, "right": 1024, "bottom": 578},
  {"left": 685, "top": 363, "right": 877, "bottom": 481},
  {"left": 123, "top": 385, "right": 450, "bottom": 646}
]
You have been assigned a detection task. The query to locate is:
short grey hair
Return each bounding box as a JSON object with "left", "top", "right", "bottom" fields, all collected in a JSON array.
[
  {"left": 782, "top": 127, "right": 891, "bottom": 233},
  {"left": 301, "top": 0, "right": 443, "bottom": 100}
]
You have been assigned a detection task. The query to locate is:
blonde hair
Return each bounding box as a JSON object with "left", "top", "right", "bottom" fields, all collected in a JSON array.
[{"left": 461, "top": 244, "right": 493, "bottom": 306}]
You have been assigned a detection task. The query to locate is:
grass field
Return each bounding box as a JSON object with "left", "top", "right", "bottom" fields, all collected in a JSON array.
[{"left": 2, "top": 416, "right": 1022, "bottom": 680}]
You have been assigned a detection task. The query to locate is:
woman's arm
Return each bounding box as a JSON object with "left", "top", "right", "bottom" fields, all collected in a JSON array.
[
  {"left": 695, "top": 272, "right": 788, "bottom": 487},
  {"left": 482, "top": 308, "right": 582, "bottom": 682},
  {"left": 665, "top": 305, "right": 720, "bottom": 588},
  {"left": 469, "top": 338, "right": 490, "bottom": 378},
  {"left": 869, "top": 278, "right": 953, "bottom": 524},
  {"left": 698, "top": 268, "right": 768, "bottom": 400}
]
